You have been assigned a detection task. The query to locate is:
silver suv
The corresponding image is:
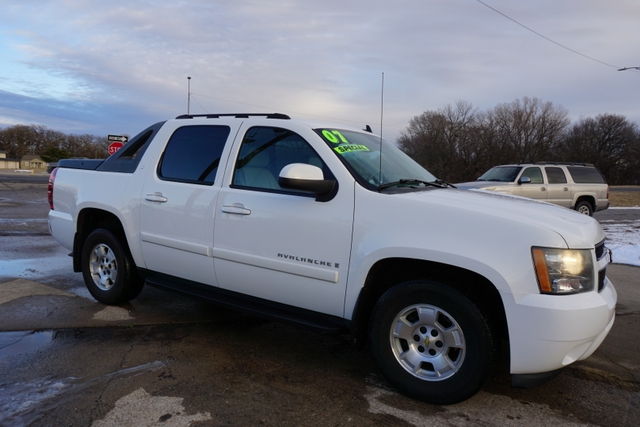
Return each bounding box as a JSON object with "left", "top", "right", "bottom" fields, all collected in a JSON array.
[{"left": 456, "top": 162, "right": 609, "bottom": 216}]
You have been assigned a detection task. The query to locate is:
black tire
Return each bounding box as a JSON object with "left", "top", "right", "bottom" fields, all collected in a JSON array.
[
  {"left": 81, "top": 228, "right": 144, "bottom": 304},
  {"left": 369, "top": 280, "right": 496, "bottom": 405},
  {"left": 575, "top": 201, "right": 593, "bottom": 216}
]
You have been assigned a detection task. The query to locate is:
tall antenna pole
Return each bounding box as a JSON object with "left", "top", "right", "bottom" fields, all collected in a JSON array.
[
  {"left": 378, "top": 72, "right": 385, "bottom": 187},
  {"left": 187, "top": 76, "right": 192, "bottom": 115},
  {"left": 380, "top": 72, "right": 384, "bottom": 137}
]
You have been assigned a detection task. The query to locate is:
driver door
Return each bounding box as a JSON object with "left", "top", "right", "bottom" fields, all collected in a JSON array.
[
  {"left": 515, "top": 166, "right": 547, "bottom": 201},
  {"left": 212, "top": 124, "right": 354, "bottom": 316}
]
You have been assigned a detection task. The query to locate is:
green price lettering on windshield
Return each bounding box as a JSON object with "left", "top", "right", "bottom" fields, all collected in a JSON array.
[{"left": 322, "top": 130, "right": 349, "bottom": 144}]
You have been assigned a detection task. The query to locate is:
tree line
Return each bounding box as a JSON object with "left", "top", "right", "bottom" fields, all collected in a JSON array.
[
  {"left": 398, "top": 97, "right": 640, "bottom": 185},
  {"left": 2, "top": 97, "right": 639, "bottom": 185},
  {"left": 0, "top": 124, "right": 110, "bottom": 163}
]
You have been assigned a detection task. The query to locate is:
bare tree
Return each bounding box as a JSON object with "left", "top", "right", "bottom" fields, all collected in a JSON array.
[
  {"left": 624, "top": 133, "right": 640, "bottom": 185},
  {"left": 489, "top": 97, "right": 570, "bottom": 163},
  {"left": 399, "top": 97, "right": 573, "bottom": 182},
  {"left": 398, "top": 101, "right": 478, "bottom": 181},
  {"left": 559, "top": 114, "right": 639, "bottom": 184},
  {"left": 0, "top": 125, "right": 34, "bottom": 159},
  {"left": 0, "top": 124, "right": 108, "bottom": 161}
]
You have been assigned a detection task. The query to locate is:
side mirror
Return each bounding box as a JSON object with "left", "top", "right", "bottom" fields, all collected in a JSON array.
[
  {"left": 279, "top": 163, "right": 337, "bottom": 198},
  {"left": 518, "top": 176, "right": 531, "bottom": 185}
]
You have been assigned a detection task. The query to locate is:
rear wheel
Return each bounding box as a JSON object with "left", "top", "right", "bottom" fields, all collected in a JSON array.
[
  {"left": 81, "top": 228, "right": 144, "bottom": 304},
  {"left": 575, "top": 201, "right": 593, "bottom": 216},
  {"left": 370, "top": 280, "right": 496, "bottom": 404}
]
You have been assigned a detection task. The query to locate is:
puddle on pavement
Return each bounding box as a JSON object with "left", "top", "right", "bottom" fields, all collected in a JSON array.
[
  {"left": 0, "top": 331, "right": 53, "bottom": 360},
  {"left": 0, "top": 359, "right": 169, "bottom": 427},
  {"left": 0, "top": 255, "right": 70, "bottom": 278}
]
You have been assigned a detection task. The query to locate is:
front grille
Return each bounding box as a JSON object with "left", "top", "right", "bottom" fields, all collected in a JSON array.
[
  {"left": 598, "top": 268, "right": 607, "bottom": 292},
  {"left": 595, "top": 239, "right": 605, "bottom": 260}
]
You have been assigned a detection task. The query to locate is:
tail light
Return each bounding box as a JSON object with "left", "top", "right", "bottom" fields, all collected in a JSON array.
[{"left": 48, "top": 168, "right": 58, "bottom": 210}]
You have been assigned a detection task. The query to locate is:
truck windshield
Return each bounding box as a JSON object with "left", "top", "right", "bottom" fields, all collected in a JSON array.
[
  {"left": 315, "top": 128, "right": 437, "bottom": 190},
  {"left": 477, "top": 166, "right": 522, "bottom": 182}
]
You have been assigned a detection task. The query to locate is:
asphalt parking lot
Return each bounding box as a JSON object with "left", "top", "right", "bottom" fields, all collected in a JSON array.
[{"left": 1, "top": 172, "right": 639, "bottom": 426}]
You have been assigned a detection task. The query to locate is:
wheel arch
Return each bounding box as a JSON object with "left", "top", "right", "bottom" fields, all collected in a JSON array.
[
  {"left": 573, "top": 195, "right": 595, "bottom": 211},
  {"left": 72, "top": 208, "right": 129, "bottom": 272},
  {"left": 350, "top": 258, "right": 508, "bottom": 346}
]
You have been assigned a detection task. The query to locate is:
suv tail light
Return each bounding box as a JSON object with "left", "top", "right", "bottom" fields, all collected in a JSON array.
[{"left": 48, "top": 168, "right": 58, "bottom": 210}]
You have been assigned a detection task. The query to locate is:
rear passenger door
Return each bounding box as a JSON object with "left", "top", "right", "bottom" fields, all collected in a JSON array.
[
  {"left": 543, "top": 166, "right": 572, "bottom": 208},
  {"left": 139, "top": 124, "right": 233, "bottom": 286}
]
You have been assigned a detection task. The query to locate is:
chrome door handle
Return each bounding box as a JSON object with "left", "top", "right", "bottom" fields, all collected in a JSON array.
[
  {"left": 145, "top": 192, "right": 168, "bottom": 203},
  {"left": 221, "top": 203, "right": 251, "bottom": 215}
]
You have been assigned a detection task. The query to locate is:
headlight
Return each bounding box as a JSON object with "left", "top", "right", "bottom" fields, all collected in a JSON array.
[{"left": 532, "top": 247, "right": 595, "bottom": 295}]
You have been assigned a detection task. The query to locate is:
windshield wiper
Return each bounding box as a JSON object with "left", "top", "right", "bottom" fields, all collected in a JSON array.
[
  {"left": 379, "top": 179, "right": 456, "bottom": 191},
  {"left": 434, "top": 179, "right": 456, "bottom": 188}
]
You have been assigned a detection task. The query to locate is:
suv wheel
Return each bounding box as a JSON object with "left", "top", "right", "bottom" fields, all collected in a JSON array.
[
  {"left": 370, "top": 280, "right": 496, "bottom": 404},
  {"left": 575, "top": 201, "right": 593, "bottom": 216}
]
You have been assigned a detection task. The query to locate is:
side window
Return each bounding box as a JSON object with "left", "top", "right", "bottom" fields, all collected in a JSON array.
[
  {"left": 158, "top": 125, "right": 230, "bottom": 185},
  {"left": 545, "top": 167, "right": 567, "bottom": 184},
  {"left": 232, "top": 126, "right": 326, "bottom": 192},
  {"left": 567, "top": 167, "right": 606, "bottom": 184},
  {"left": 521, "top": 167, "right": 543, "bottom": 184}
]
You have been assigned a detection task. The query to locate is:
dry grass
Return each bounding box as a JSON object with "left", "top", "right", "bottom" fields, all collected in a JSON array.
[{"left": 609, "top": 187, "right": 640, "bottom": 207}]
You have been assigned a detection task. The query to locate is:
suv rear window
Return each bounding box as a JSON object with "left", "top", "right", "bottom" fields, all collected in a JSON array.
[{"left": 567, "top": 167, "right": 606, "bottom": 184}]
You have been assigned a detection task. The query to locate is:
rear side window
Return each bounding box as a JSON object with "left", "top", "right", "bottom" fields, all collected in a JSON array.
[
  {"left": 567, "top": 167, "right": 606, "bottom": 184},
  {"left": 159, "top": 125, "right": 230, "bottom": 185},
  {"left": 545, "top": 167, "right": 567, "bottom": 184}
]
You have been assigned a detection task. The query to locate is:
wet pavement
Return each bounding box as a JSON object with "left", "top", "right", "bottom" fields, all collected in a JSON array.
[{"left": 1, "top": 175, "right": 639, "bottom": 426}]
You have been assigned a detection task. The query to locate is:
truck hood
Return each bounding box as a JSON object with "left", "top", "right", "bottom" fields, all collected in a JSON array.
[{"left": 397, "top": 188, "right": 604, "bottom": 248}]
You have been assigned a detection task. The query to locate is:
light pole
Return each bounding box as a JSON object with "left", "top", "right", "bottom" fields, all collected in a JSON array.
[
  {"left": 187, "top": 76, "right": 191, "bottom": 114},
  {"left": 618, "top": 67, "right": 640, "bottom": 71}
]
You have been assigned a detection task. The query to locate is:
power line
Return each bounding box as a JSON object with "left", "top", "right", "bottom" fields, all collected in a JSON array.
[
  {"left": 189, "top": 95, "right": 208, "bottom": 113},
  {"left": 475, "top": 0, "right": 620, "bottom": 69}
]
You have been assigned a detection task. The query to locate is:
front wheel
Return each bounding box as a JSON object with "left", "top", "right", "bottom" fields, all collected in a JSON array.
[
  {"left": 369, "top": 280, "right": 496, "bottom": 404},
  {"left": 81, "top": 228, "right": 144, "bottom": 304}
]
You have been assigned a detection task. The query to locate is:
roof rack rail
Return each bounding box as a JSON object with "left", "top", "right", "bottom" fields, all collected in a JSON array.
[
  {"left": 175, "top": 113, "right": 291, "bottom": 120},
  {"left": 532, "top": 161, "right": 594, "bottom": 167}
]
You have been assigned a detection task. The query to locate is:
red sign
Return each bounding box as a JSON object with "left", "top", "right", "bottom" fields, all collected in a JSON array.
[{"left": 108, "top": 142, "right": 124, "bottom": 155}]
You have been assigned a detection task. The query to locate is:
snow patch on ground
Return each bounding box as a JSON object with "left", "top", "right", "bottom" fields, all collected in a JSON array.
[{"left": 600, "top": 218, "right": 640, "bottom": 267}]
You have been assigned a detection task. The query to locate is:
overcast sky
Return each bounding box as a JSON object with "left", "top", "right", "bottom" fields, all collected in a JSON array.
[{"left": 1, "top": 0, "right": 638, "bottom": 143}]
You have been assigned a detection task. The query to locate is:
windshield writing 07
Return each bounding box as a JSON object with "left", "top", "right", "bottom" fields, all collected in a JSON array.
[{"left": 315, "top": 128, "right": 437, "bottom": 190}]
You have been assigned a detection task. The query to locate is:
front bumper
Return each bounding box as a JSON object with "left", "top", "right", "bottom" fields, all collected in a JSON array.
[{"left": 506, "top": 276, "right": 616, "bottom": 375}]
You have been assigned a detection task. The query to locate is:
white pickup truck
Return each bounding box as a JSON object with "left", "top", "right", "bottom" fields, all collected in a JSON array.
[{"left": 48, "top": 113, "right": 616, "bottom": 404}]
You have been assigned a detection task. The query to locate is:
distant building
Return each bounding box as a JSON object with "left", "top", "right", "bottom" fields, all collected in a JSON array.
[
  {"left": 0, "top": 151, "right": 20, "bottom": 169},
  {"left": 20, "top": 155, "right": 48, "bottom": 170}
]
